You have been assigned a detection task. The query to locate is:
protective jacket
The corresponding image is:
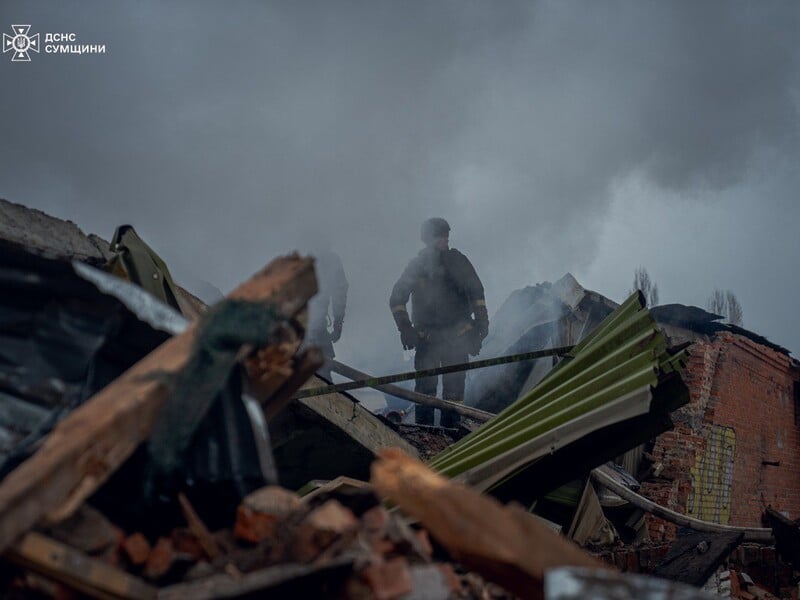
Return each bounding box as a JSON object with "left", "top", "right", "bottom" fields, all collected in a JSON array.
[
  {"left": 307, "top": 250, "right": 348, "bottom": 365},
  {"left": 390, "top": 247, "right": 484, "bottom": 330},
  {"left": 389, "top": 245, "right": 487, "bottom": 427}
]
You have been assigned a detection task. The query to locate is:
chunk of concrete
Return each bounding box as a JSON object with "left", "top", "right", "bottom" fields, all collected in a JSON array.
[{"left": 270, "top": 375, "right": 418, "bottom": 491}]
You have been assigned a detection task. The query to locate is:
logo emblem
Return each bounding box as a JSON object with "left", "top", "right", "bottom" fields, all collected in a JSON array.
[{"left": 3, "top": 25, "right": 40, "bottom": 61}]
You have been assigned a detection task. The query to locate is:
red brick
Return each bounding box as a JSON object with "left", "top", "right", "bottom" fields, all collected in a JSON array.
[
  {"left": 640, "top": 334, "right": 800, "bottom": 536},
  {"left": 122, "top": 533, "right": 150, "bottom": 566},
  {"left": 144, "top": 537, "right": 174, "bottom": 580}
]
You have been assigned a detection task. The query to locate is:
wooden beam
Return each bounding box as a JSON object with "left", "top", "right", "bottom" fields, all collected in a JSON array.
[
  {"left": 329, "top": 360, "right": 494, "bottom": 422},
  {"left": 257, "top": 347, "right": 325, "bottom": 422},
  {"left": 651, "top": 531, "right": 744, "bottom": 586},
  {"left": 4, "top": 531, "right": 156, "bottom": 600},
  {"left": 178, "top": 493, "right": 221, "bottom": 561},
  {"left": 0, "top": 255, "right": 316, "bottom": 553},
  {"left": 158, "top": 556, "right": 355, "bottom": 600},
  {"left": 567, "top": 480, "right": 614, "bottom": 546},
  {"left": 370, "top": 448, "right": 606, "bottom": 600}
]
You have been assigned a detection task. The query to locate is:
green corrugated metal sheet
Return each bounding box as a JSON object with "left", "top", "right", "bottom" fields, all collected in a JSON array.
[{"left": 428, "top": 292, "right": 689, "bottom": 495}]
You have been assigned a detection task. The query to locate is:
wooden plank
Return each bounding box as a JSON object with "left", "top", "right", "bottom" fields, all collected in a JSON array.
[
  {"left": 269, "top": 373, "right": 419, "bottom": 490},
  {"left": 178, "top": 493, "right": 221, "bottom": 560},
  {"left": 300, "top": 476, "right": 371, "bottom": 503},
  {"left": 370, "top": 448, "right": 605, "bottom": 600},
  {"left": 4, "top": 531, "right": 156, "bottom": 600},
  {"left": 258, "top": 347, "right": 325, "bottom": 422},
  {"left": 329, "top": 359, "right": 494, "bottom": 422},
  {"left": 567, "top": 480, "right": 615, "bottom": 546},
  {"left": 297, "top": 376, "right": 420, "bottom": 458},
  {"left": 651, "top": 531, "right": 744, "bottom": 587},
  {"left": 158, "top": 555, "right": 355, "bottom": 600},
  {"left": 0, "top": 255, "right": 316, "bottom": 552},
  {"left": 44, "top": 504, "right": 122, "bottom": 556}
]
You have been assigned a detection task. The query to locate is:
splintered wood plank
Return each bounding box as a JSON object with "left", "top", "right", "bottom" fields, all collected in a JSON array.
[
  {"left": 0, "top": 255, "right": 316, "bottom": 553},
  {"left": 370, "top": 448, "right": 606, "bottom": 600},
  {"left": 651, "top": 531, "right": 744, "bottom": 586},
  {"left": 158, "top": 556, "right": 355, "bottom": 600},
  {"left": 567, "top": 480, "right": 611, "bottom": 546},
  {"left": 253, "top": 346, "right": 325, "bottom": 422},
  {"left": 178, "top": 493, "right": 220, "bottom": 560},
  {"left": 5, "top": 531, "right": 156, "bottom": 600}
]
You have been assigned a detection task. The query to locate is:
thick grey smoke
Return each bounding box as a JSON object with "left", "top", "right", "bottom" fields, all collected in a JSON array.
[{"left": 1, "top": 1, "right": 798, "bottom": 380}]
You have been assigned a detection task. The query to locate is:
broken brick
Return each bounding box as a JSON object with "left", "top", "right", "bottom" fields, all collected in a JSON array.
[
  {"left": 360, "top": 557, "right": 413, "bottom": 600},
  {"left": 289, "top": 500, "right": 358, "bottom": 563},
  {"left": 45, "top": 505, "right": 120, "bottom": 556},
  {"left": 122, "top": 533, "right": 151, "bottom": 566},
  {"left": 144, "top": 537, "right": 175, "bottom": 580},
  {"left": 234, "top": 506, "right": 279, "bottom": 544},
  {"left": 234, "top": 486, "right": 304, "bottom": 544},
  {"left": 242, "top": 485, "right": 302, "bottom": 515},
  {"left": 304, "top": 499, "right": 358, "bottom": 533},
  {"left": 171, "top": 528, "right": 205, "bottom": 561}
]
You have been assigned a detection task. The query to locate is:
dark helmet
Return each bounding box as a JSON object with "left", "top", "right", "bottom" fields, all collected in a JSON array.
[{"left": 421, "top": 218, "right": 450, "bottom": 245}]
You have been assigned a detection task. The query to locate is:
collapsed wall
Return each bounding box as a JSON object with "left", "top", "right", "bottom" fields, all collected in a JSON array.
[
  {"left": 476, "top": 275, "right": 800, "bottom": 544},
  {"left": 642, "top": 331, "right": 800, "bottom": 540}
]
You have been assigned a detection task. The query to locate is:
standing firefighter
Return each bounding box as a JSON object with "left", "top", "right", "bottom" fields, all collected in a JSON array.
[
  {"left": 390, "top": 218, "right": 488, "bottom": 427},
  {"left": 307, "top": 248, "right": 348, "bottom": 380}
]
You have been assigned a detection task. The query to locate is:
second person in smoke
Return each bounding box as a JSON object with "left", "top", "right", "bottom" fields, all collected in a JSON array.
[
  {"left": 389, "top": 218, "right": 488, "bottom": 428},
  {"left": 307, "top": 246, "right": 348, "bottom": 380}
]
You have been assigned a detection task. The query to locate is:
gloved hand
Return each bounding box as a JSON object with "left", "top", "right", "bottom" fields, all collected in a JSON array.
[
  {"left": 393, "top": 308, "right": 417, "bottom": 350},
  {"left": 330, "top": 319, "right": 343, "bottom": 342},
  {"left": 467, "top": 328, "right": 482, "bottom": 357},
  {"left": 474, "top": 304, "right": 489, "bottom": 341},
  {"left": 399, "top": 322, "right": 417, "bottom": 350}
]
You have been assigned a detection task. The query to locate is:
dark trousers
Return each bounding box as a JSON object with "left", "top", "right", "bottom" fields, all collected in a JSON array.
[
  {"left": 414, "top": 332, "right": 467, "bottom": 428},
  {"left": 306, "top": 327, "right": 335, "bottom": 381}
]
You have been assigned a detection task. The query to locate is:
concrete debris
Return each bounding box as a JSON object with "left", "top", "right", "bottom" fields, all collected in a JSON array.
[
  {"left": 0, "top": 200, "right": 797, "bottom": 598},
  {"left": 0, "top": 198, "right": 108, "bottom": 262},
  {"left": 270, "top": 373, "right": 418, "bottom": 491}
]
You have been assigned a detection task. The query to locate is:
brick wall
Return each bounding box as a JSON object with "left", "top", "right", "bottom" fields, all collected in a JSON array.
[
  {"left": 640, "top": 333, "right": 799, "bottom": 539},
  {"left": 710, "top": 334, "right": 799, "bottom": 524}
]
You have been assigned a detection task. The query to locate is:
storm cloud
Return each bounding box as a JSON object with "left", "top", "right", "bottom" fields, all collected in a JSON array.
[{"left": 1, "top": 1, "right": 798, "bottom": 378}]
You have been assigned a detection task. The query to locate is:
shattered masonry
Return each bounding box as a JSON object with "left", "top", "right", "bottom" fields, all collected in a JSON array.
[{"left": 0, "top": 197, "right": 799, "bottom": 599}]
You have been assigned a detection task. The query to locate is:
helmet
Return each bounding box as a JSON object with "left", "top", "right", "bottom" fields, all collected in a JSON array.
[{"left": 420, "top": 218, "right": 450, "bottom": 245}]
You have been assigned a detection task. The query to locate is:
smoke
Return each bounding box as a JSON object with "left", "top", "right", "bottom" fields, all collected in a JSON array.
[{"left": 0, "top": 1, "right": 798, "bottom": 377}]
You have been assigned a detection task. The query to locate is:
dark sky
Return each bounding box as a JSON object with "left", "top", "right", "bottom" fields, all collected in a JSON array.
[{"left": 1, "top": 1, "right": 799, "bottom": 377}]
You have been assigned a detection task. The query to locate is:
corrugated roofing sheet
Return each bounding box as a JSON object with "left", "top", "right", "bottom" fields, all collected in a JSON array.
[{"left": 429, "top": 292, "right": 689, "bottom": 495}]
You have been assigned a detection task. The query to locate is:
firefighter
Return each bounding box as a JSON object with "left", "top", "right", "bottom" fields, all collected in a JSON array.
[
  {"left": 307, "top": 248, "right": 348, "bottom": 380},
  {"left": 389, "top": 218, "right": 488, "bottom": 428}
]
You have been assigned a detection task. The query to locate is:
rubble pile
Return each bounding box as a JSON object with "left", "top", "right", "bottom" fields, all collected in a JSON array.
[
  {"left": 0, "top": 199, "right": 798, "bottom": 599},
  {"left": 4, "top": 479, "right": 510, "bottom": 599},
  {"left": 393, "top": 424, "right": 467, "bottom": 461}
]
